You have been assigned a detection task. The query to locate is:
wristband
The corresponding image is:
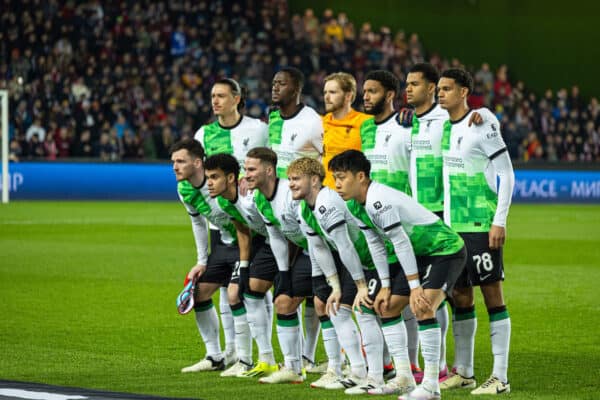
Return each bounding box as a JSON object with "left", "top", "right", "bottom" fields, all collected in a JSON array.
[
  {"left": 326, "top": 274, "right": 342, "bottom": 292},
  {"left": 408, "top": 279, "right": 420, "bottom": 290},
  {"left": 380, "top": 278, "right": 391, "bottom": 288},
  {"left": 239, "top": 260, "right": 249, "bottom": 268}
]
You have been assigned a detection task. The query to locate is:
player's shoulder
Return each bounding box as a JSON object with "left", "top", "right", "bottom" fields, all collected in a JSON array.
[
  {"left": 366, "top": 181, "right": 407, "bottom": 207},
  {"left": 428, "top": 104, "right": 449, "bottom": 121},
  {"left": 317, "top": 186, "right": 343, "bottom": 206},
  {"left": 241, "top": 115, "right": 265, "bottom": 127},
  {"left": 471, "top": 108, "right": 501, "bottom": 135}
]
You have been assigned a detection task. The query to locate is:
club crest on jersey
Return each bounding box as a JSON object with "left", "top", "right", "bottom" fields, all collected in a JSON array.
[
  {"left": 318, "top": 205, "right": 327, "bottom": 214},
  {"left": 373, "top": 201, "right": 382, "bottom": 210}
]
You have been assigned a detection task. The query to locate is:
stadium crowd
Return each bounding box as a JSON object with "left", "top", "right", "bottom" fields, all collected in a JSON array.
[{"left": 2, "top": 0, "right": 598, "bottom": 163}]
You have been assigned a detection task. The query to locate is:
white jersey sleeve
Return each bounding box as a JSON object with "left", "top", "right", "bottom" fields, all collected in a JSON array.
[
  {"left": 475, "top": 109, "right": 508, "bottom": 158},
  {"left": 365, "top": 186, "right": 418, "bottom": 277},
  {"left": 193, "top": 126, "right": 205, "bottom": 148},
  {"left": 315, "top": 189, "right": 365, "bottom": 281},
  {"left": 491, "top": 150, "right": 514, "bottom": 227},
  {"left": 179, "top": 192, "right": 209, "bottom": 265}
]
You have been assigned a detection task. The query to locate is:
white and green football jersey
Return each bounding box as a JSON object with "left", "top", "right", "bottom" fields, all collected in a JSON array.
[
  {"left": 268, "top": 105, "right": 323, "bottom": 178},
  {"left": 361, "top": 113, "right": 412, "bottom": 194},
  {"left": 298, "top": 187, "right": 378, "bottom": 281},
  {"left": 348, "top": 181, "right": 463, "bottom": 257},
  {"left": 441, "top": 108, "right": 508, "bottom": 232},
  {"left": 215, "top": 190, "right": 268, "bottom": 238},
  {"left": 253, "top": 179, "right": 307, "bottom": 250},
  {"left": 194, "top": 115, "right": 268, "bottom": 167},
  {"left": 177, "top": 179, "right": 237, "bottom": 264},
  {"left": 409, "top": 104, "right": 448, "bottom": 212}
]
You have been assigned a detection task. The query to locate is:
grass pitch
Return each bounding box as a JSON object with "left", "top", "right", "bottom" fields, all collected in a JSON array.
[{"left": 1, "top": 202, "right": 599, "bottom": 399}]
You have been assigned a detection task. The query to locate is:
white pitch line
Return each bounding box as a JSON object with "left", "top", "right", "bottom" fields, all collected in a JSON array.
[{"left": 0, "top": 388, "right": 87, "bottom": 399}]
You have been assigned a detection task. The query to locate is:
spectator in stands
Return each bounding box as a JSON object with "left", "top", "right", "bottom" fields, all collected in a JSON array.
[{"left": 1, "top": 1, "right": 597, "bottom": 164}]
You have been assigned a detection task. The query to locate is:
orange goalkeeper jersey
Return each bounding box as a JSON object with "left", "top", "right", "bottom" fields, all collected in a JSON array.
[{"left": 322, "top": 109, "right": 374, "bottom": 188}]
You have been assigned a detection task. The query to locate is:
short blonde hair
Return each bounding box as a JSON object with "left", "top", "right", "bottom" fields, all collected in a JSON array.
[
  {"left": 324, "top": 72, "right": 357, "bottom": 102},
  {"left": 287, "top": 157, "right": 325, "bottom": 182}
]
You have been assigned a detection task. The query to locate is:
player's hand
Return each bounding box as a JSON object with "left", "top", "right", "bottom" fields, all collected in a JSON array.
[
  {"left": 489, "top": 224, "right": 506, "bottom": 249},
  {"left": 374, "top": 287, "right": 391, "bottom": 315},
  {"left": 468, "top": 111, "right": 484, "bottom": 126},
  {"left": 353, "top": 286, "right": 373, "bottom": 314},
  {"left": 409, "top": 286, "right": 431, "bottom": 316},
  {"left": 397, "top": 107, "right": 415, "bottom": 128},
  {"left": 238, "top": 177, "right": 249, "bottom": 196},
  {"left": 326, "top": 289, "right": 342, "bottom": 316},
  {"left": 188, "top": 264, "right": 207, "bottom": 281}
]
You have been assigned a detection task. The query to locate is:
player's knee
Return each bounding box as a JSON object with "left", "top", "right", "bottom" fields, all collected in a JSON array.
[
  {"left": 386, "top": 295, "right": 408, "bottom": 316},
  {"left": 312, "top": 296, "right": 327, "bottom": 316},
  {"left": 274, "top": 294, "right": 296, "bottom": 314},
  {"left": 452, "top": 287, "right": 474, "bottom": 307}
]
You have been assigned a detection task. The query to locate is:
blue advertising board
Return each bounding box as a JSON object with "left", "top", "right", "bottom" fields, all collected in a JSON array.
[
  {"left": 1, "top": 162, "right": 178, "bottom": 201},
  {"left": 1, "top": 162, "right": 600, "bottom": 203}
]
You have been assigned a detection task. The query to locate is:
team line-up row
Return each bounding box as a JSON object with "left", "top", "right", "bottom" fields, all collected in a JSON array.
[{"left": 172, "top": 64, "right": 514, "bottom": 400}]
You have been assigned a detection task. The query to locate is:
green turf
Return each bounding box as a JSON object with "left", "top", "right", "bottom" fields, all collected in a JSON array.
[{"left": 1, "top": 202, "right": 599, "bottom": 399}]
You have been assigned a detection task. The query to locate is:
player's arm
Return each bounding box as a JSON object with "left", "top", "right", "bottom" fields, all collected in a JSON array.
[
  {"left": 489, "top": 150, "right": 515, "bottom": 249},
  {"left": 477, "top": 110, "right": 515, "bottom": 249},
  {"left": 361, "top": 227, "right": 391, "bottom": 284},
  {"left": 233, "top": 219, "right": 251, "bottom": 264},
  {"left": 361, "top": 226, "right": 394, "bottom": 314},
  {"left": 326, "top": 223, "right": 372, "bottom": 311},
  {"left": 187, "top": 209, "right": 209, "bottom": 280},
  {"left": 265, "top": 223, "right": 291, "bottom": 272},
  {"left": 311, "top": 115, "right": 324, "bottom": 155},
  {"left": 305, "top": 230, "right": 343, "bottom": 316}
]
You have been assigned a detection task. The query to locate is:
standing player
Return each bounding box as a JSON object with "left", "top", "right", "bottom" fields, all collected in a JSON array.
[
  {"left": 321, "top": 72, "right": 373, "bottom": 189},
  {"left": 171, "top": 139, "right": 241, "bottom": 373},
  {"left": 437, "top": 68, "right": 514, "bottom": 395},
  {"left": 204, "top": 153, "right": 276, "bottom": 378},
  {"left": 242, "top": 147, "right": 321, "bottom": 384},
  {"left": 269, "top": 67, "right": 323, "bottom": 370},
  {"left": 194, "top": 78, "right": 268, "bottom": 167},
  {"left": 193, "top": 78, "right": 269, "bottom": 357},
  {"left": 269, "top": 66, "right": 323, "bottom": 178},
  {"left": 405, "top": 63, "right": 484, "bottom": 381},
  {"left": 328, "top": 149, "right": 467, "bottom": 400},
  {"left": 287, "top": 157, "right": 389, "bottom": 395},
  {"left": 362, "top": 70, "right": 412, "bottom": 194}
]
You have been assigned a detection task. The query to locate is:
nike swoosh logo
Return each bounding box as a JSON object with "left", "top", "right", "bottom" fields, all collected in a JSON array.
[
  {"left": 497, "top": 386, "right": 508, "bottom": 393},
  {"left": 461, "top": 381, "right": 473, "bottom": 387},
  {"left": 481, "top": 274, "right": 491, "bottom": 281}
]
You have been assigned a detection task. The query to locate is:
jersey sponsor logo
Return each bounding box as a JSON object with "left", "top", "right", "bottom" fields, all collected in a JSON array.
[
  {"left": 443, "top": 156, "right": 464, "bottom": 169},
  {"left": 373, "top": 201, "right": 382, "bottom": 210},
  {"left": 319, "top": 205, "right": 327, "bottom": 214},
  {"left": 412, "top": 139, "right": 432, "bottom": 150}
]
